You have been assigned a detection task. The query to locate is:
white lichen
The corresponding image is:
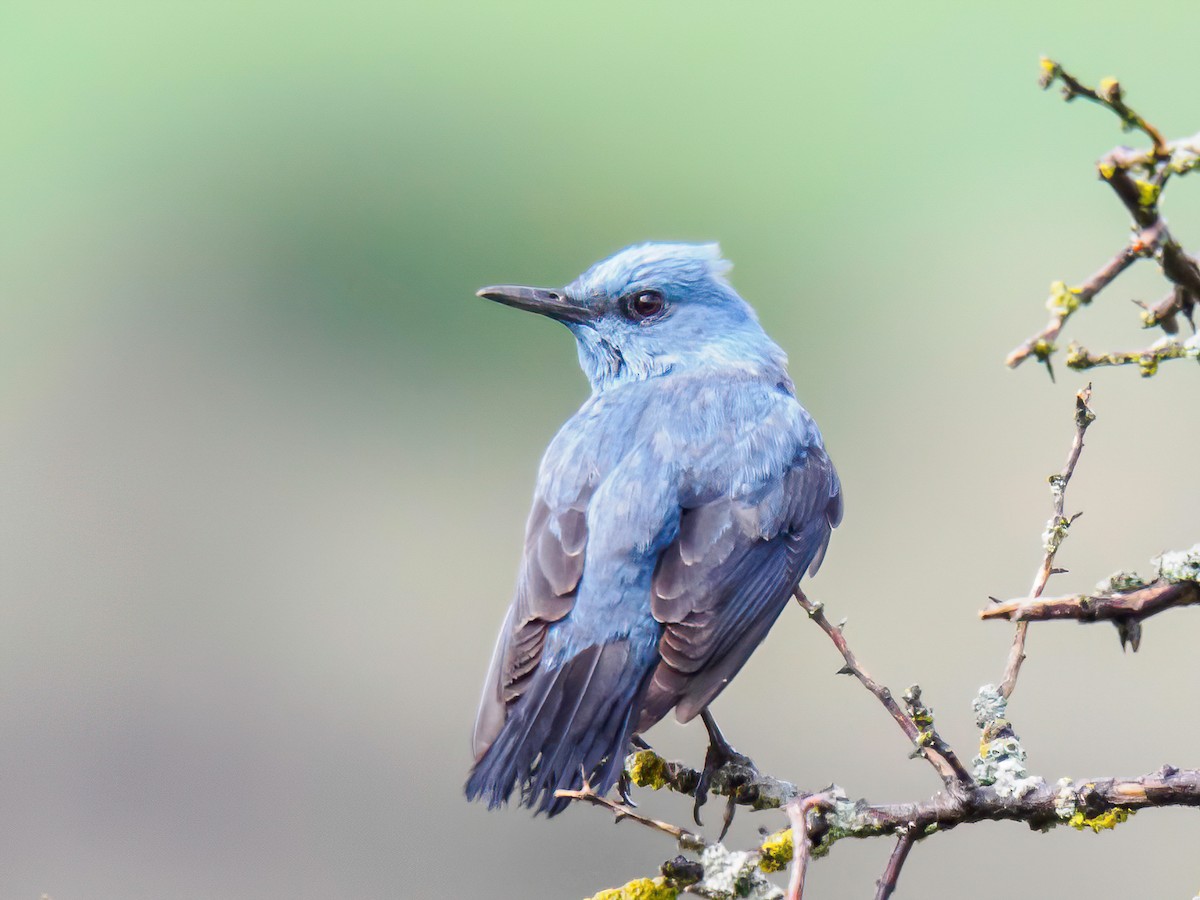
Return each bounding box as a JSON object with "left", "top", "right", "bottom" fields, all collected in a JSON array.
[
  {"left": 697, "top": 844, "right": 783, "bottom": 900},
  {"left": 1168, "top": 136, "right": 1200, "bottom": 175},
  {"left": 1154, "top": 544, "right": 1200, "bottom": 583},
  {"left": 972, "top": 684, "right": 1007, "bottom": 729},
  {"left": 1096, "top": 569, "right": 1149, "bottom": 594},
  {"left": 1041, "top": 515, "right": 1071, "bottom": 554},
  {"left": 822, "top": 785, "right": 859, "bottom": 834},
  {"left": 971, "top": 685, "right": 1043, "bottom": 799},
  {"left": 974, "top": 740, "right": 1043, "bottom": 799},
  {"left": 1053, "top": 777, "right": 1077, "bottom": 820}
]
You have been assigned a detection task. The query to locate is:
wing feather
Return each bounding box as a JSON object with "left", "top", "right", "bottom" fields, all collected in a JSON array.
[
  {"left": 639, "top": 447, "right": 840, "bottom": 730},
  {"left": 471, "top": 487, "right": 593, "bottom": 759}
]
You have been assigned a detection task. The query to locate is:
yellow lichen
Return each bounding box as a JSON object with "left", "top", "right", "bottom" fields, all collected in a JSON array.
[
  {"left": 1098, "top": 161, "right": 1117, "bottom": 179},
  {"left": 1097, "top": 77, "right": 1120, "bottom": 100},
  {"left": 1068, "top": 807, "right": 1136, "bottom": 833},
  {"left": 588, "top": 877, "right": 677, "bottom": 900},
  {"left": 758, "top": 828, "right": 794, "bottom": 873},
  {"left": 1064, "top": 343, "right": 1089, "bottom": 369},
  {"left": 1046, "top": 280, "right": 1083, "bottom": 316},
  {"left": 1032, "top": 339, "right": 1056, "bottom": 361},
  {"left": 1134, "top": 179, "right": 1161, "bottom": 208},
  {"left": 626, "top": 750, "right": 669, "bottom": 790}
]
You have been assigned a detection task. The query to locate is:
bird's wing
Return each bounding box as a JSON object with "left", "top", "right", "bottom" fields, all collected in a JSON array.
[
  {"left": 640, "top": 441, "right": 841, "bottom": 728},
  {"left": 471, "top": 485, "right": 591, "bottom": 760}
]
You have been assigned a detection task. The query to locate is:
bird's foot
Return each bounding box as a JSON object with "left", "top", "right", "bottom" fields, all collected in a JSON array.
[{"left": 694, "top": 709, "right": 758, "bottom": 841}]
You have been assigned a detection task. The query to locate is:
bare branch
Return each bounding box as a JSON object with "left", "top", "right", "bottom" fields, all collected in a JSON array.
[
  {"left": 998, "top": 385, "right": 1094, "bottom": 699},
  {"left": 785, "top": 791, "right": 835, "bottom": 900},
  {"left": 874, "top": 830, "right": 916, "bottom": 900},
  {"left": 794, "top": 590, "right": 972, "bottom": 786},
  {"left": 1038, "top": 58, "right": 1169, "bottom": 156},
  {"left": 555, "top": 781, "right": 706, "bottom": 851}
]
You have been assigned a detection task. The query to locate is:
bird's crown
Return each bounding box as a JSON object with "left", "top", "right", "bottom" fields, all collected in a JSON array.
[{"left": 570, "top": 242, "right": 733, "bottom": 302}]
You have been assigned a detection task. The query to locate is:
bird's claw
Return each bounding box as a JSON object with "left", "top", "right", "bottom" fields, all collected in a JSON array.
[
  {"left": 692, "top": 712, "right": 758, "bottom": 839},
  {"left": 617, "top": 769, "right": 637, "bottom": 807},
  {"left": 720, "top": 793, "right": 738, "bottom": 842}
]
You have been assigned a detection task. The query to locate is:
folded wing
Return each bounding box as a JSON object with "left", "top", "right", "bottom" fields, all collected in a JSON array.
[
  {"left": 639, "top": 446, "right": 841, "bottom": 729},
  {"left": 471, "top": 488, "right": 590, "bottom": 760}
]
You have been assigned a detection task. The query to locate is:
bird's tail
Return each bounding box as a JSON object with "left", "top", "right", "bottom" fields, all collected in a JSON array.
[{"left": 465, "top": 640, "right": 650, "bottom": 815}]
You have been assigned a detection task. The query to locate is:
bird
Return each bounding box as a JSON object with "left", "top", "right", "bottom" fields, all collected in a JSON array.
[{"left": 465, "top": 242, "right": 841, "bottom": 820}]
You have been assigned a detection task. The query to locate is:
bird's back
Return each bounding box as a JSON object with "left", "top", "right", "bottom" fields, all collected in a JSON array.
[{"left": 467, "top": 371, "right": 841, "bottom": 812}]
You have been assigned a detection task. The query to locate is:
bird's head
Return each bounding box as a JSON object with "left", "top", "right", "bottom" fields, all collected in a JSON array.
[{"left": 478, "top": 242, "right": 787, "bottom": 391}]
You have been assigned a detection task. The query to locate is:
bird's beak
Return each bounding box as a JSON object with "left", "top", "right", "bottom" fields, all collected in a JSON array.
[{"left": 476, "top": 285, "right": 591, "bottom": 324}]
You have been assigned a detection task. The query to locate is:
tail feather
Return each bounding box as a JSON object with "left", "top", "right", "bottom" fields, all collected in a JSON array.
[{"left": 465, "top": 640, "right": 650, "bottom": 815}]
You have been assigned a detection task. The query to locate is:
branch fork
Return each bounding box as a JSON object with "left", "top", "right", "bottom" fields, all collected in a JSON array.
[{"left": 1009, "top": 61, "right": 1200, "bottom": 376}]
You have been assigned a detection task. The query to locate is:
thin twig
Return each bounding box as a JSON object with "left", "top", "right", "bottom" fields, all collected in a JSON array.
[
  {"left": 874, "top": 830, "right": 917, "bottom": 900},
  {"left": 1038, "top": 58, "right": 1169, "bottom": 157},
  {"left": 555, "top": 782, "right": 706, "bottom": 850},
  {"left": 1005, "top": 237, "right": 1150, "bottom": 372},
  {"left": 794, "top": 590, "right": 972, "bottom": 786},
  {"left": 1136, "top": 285, "right": 1195, "bottom": 335},
  {"left": 901, "top": 685, "right": 968, "bottom": 784},
  {"left": 785, "top": 791, "right": 834, "bottom": 900},
  {"left": 1064, "top": 338, "right": 1197, "bottom": 376},
  {"left": 998, "top": 385, "right": 1094, "bottom": 699}
]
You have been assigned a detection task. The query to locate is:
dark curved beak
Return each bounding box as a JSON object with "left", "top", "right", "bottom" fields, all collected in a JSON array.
[{"left": 476, "top": 285, "right": 591, "bottom": 324}]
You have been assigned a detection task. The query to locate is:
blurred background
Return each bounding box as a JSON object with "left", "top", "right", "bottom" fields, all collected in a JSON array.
[{"left": 2, "top": 2, "right": 1198, "bottom": 898}]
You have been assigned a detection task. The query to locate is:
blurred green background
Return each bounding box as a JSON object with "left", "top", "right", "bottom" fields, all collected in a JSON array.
[{"left": 3, "top": 2, "right": 1199, "bottom": 898}]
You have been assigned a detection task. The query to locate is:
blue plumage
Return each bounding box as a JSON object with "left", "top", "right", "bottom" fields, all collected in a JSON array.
[{"left": 466, "top": 243, "right": 841, "bottom": 814}]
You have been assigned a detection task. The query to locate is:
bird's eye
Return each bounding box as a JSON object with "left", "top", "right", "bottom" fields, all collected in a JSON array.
[{"left": 624, "top": 290, "right": 665, "bottom": 321}]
